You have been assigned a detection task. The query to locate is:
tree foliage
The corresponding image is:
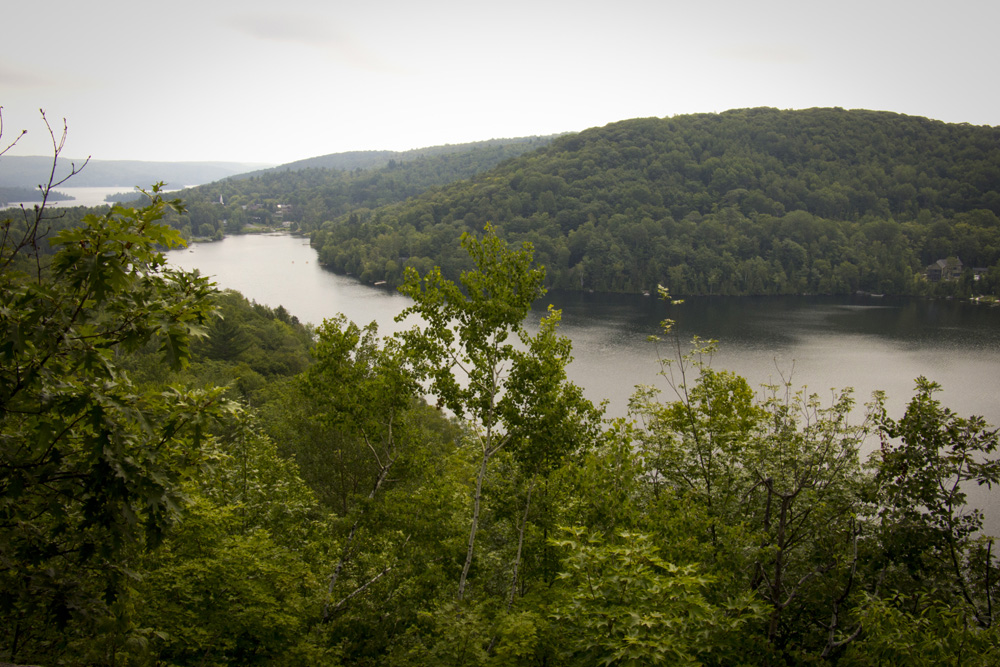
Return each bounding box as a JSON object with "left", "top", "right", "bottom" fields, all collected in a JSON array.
[
  {"left": 0, "top": 175, "right": 234, "bottom": 661},
  {"left": 397, "top": 224, "right": 600, "bottom": 601},
  {"left": 873, "top": 377, "right": 1000, "bottom": 627},
  {"left": 549, "top": 528, "right": 763, "bottom": 666}
]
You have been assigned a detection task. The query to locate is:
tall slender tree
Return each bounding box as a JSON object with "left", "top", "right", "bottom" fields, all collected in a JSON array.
[{"left": 396, "top": 224, "right": 596, "bottom": 600}]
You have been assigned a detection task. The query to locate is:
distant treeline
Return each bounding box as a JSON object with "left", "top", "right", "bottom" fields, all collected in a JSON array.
[
  {"left": 105, "top": 190, "right": 148, "bottom": 204},
  {"left": 0, "top": 186, "right": 73, "bottom": 205},
  {"left": 236, "top": 135, "right": 565, "bottom": 176}
]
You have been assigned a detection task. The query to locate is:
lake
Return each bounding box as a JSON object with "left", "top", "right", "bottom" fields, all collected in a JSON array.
[
  {"left": 166, "top": 233, "right": 1000, "bottom": 530},
  {"left": 165, "top": 233, "right": 1000, "bottom": 423}
]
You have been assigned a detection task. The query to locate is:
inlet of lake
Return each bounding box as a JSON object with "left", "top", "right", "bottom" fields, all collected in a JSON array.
[{"left": 167, "top": 233, "right": 1000, "bottom": 530}]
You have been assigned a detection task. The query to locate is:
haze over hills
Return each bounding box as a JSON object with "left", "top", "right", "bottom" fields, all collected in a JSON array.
[
  {"left": 0, "top": 136, "right": 563, "bottom": 191},
  {"left": 0, "top": 136, "right": 559, "bottom": 205},
  {"left": 0, "top": 156, "right": 273, "bottom": 190}
]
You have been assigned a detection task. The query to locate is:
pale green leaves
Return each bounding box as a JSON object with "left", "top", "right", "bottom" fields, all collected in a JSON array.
[
  {"left": 549, "top": 527, "right": 764, "bottom": 666},
  {"left": 396, "top": 223, "right": 547, "bottom": 427}
]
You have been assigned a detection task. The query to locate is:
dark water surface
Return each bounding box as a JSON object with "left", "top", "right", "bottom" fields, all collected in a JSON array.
[{"left": 534, "top": 291, "right": 1000, "bottom": 424}]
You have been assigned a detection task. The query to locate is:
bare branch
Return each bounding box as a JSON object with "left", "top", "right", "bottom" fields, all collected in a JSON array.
[
  {"left": 0, "top": 110, "right": 90, "bottom": 279},
  {"left": 329, "top": 565, "right": 394, "bottom": 615},
  {"left": 327, "top": 535, "right": 411, "bottom": 616},
  {"left": 0, "top": 106, "right": 28, "bottom": 157}
]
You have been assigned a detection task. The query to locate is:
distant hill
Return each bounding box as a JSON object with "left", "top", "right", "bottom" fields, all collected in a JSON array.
[
  {"left": 0, "top": 186, "right": 74, "bottom": 205},
  {"left": 16, "top": 110, "right": 998, "bottom": 298},
  {"left": 309, "top": 108, "right": 1000, "bottom": 296},
  {"left": 232, "top": 136, "right": 564, "bottom": 178},
  {"left": 164, "top": 135, "right": 558, "bottom": 236},
  {"left": 0, "top": 157, "right": 273, "bottom": 189},
  {"left": 267, "top": 151, "right": 399, "bottom": 173}
]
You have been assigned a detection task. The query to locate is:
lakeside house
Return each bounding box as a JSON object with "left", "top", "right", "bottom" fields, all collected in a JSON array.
[{"left": 925, "top": 256, "right": 963, "bottom": 282}]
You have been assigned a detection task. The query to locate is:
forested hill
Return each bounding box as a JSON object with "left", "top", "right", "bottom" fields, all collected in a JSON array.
[
  {"left": 165, "top": 135, "right": 557, "bottom": 236},
  {"left": 239, "top": 136, "right": 564, "bottom": 175},
  {"left": 311, "top": 107, "right": 1000, "bottom": 296}
]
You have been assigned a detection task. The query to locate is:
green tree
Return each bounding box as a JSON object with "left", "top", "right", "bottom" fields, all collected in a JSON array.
[
  {"left": 397, "top": 224, "right": 595, "bottom": 601},
  {"left": 630, "top": 297, "right": 875, "bottom": 660},
  {"left": 134, "top": 417, "right": 324, "bottom": 666},
  {"left": 841, "top": 594, "right": 1000, "bottom": 666},
  {"left": 873, "top": 377, "right": 1000, "bottom": 627},
  {"left": 0, "top": 183, "right": 234, "bottom": 663},
  {"left": 135, "top": 498, "right": 321, "bottom": 667},
  {"left": 300, "top": 315, "right": 425, "bottom": 619}
]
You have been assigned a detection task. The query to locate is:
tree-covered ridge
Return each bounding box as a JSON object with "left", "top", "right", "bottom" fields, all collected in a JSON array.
[
  {"left": 244, "top": 135, "right": 564, "bottom": 175},
  {"left": 0, "top": 185, "right": 74, "bottom": 204},
  {"left": 159, "top": 136, "right": 558, "bottom": 239},
  {"left": 312, "top": 107, "right": 1000, "bottom": 296}
]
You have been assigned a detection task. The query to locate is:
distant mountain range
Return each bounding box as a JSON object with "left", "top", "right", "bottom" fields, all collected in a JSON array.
[{"left": 0, "top": 157, "right": 274, "bottom": 190}]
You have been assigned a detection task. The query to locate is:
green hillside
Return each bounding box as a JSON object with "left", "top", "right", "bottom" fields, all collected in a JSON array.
[
  {"left": 243, "top": 136, "right": 564, "bottom": 175},
  {"left": 311, "top": 107, "right": 1000, "bottom": 296},
  {"left": 163, "top": 136, "right": 557, "bottom": 238}
]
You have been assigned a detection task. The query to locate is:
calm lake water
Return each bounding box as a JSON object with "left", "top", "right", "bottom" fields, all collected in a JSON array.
[
  {"left": 166, "top": 233, "right": 1000, "bottom": 422},
  {"left": 166, "top": 233, "right": 1000, "bottom": 528},
  {"left": 2, "top": 186, "right": 188, "bottom": 209}
]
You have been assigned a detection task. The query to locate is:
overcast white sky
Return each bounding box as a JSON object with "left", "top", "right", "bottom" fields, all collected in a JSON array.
[{"left": 3, "top": 0, "right": 997, "bottom": 165}]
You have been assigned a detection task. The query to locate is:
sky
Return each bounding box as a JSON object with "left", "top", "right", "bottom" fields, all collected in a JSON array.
[{"left": 3, "top": 0, "right": 998, "bottom": 166}]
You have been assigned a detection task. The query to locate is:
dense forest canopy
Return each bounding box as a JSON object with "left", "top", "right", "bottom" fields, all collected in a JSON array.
[{"left": 309, "top": 108, "right": 1000, "bottom": 296}]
